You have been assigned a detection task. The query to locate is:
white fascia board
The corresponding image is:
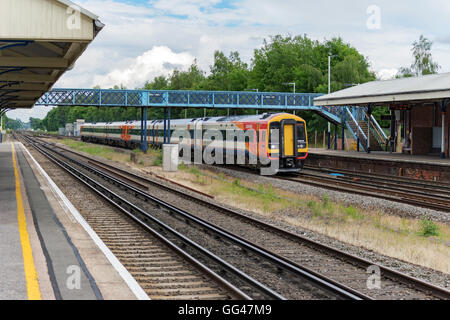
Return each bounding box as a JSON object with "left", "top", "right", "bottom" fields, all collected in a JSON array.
[{"left": 314, "top": 90, "right": 450, "bottom": 106}]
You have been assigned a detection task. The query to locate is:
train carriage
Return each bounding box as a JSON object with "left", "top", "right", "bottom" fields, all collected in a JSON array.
[{"left": 81, "top": 112, "right": 308, "bottom": 173}]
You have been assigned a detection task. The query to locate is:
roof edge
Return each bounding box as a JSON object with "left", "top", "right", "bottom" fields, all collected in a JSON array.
[{"left": 56, "top": 0, "right": 99, "bottom": 21}]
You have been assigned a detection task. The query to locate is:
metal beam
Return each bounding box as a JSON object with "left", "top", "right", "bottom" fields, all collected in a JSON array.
[
  {"left": 0, "top": 57, "right": 69, "bottom": 69},
  {"left": 0, "top": 73, "right": 56, "bottom": 82},
  {"left": 1, "top": 91, "right": 43, "bottom": 98},
  {"left": 2, "top": 83, "right": 48, "bottom": 91},
  {"left": 36, "top": 41, "right": 65, "bottom": 56}
]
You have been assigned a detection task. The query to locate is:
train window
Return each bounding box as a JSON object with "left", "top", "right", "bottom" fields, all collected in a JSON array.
[
  {"left": 297, "top": 122, "right": 307, "bottom": 149},
  {"left": 269, "top": 122, "right": 280, "bottom": 149}
]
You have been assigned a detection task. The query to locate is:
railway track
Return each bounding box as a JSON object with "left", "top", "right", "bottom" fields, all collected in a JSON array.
[
  {"left": 22, "top": 133, "right": 450, "bottom": 300},
  {"left": 17, "top": 135, "right": 248, "bottom": 300},
  {"left": 286, "top": 168, "right": 450, "bottom": 213},
  {"left": 19, "top": 133, "right": 370, "bottom": 300}
]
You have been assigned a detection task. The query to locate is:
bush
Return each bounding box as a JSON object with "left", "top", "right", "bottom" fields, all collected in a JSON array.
[
  {"left": 152, "top": 152, "right": 163, "bottom": 166},
  {"left": 418, "top": 219, "right": 440, "bottom": 237},
  {"left": 322, "top": 194, "right": 330, "bottom": 208}
]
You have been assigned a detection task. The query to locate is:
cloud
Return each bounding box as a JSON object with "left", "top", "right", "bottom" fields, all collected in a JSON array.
[
  {"left": 39, "top": 0, "right": 450, "bottom": 114},
  {"left": 92, "top": 46, "right": 195, "bottom": 88},
  {"left": 376, "top": 69, "right": 398, "bottom": 80}
]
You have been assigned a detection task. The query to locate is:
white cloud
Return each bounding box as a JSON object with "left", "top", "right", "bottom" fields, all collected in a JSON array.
[
  {"left": 92, "top": 46, "right": 195, "bottom": 89},
  {"left": 376, "top": 69, "right": 398, "bottom": 80},
  {"left": 6, "top": 106, "right": 55, "bottom": 122},
  {"left": 30, "top": 0, "right": 450, "bottom": 121}
]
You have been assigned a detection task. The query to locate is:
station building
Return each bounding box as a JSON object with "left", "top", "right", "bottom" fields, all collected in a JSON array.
[{"left": 315, "top": 73, "right": 450, "bottom": 158}]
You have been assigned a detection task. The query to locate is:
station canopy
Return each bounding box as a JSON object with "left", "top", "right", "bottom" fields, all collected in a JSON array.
[
  {"left": 314, "top": 72, "right": 450, "bottom": 107},
  {"left": 0, "top": 0, "right": 103, "bottom": 109}
]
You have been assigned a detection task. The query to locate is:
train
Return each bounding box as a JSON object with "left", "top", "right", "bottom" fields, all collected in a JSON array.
[{"left": 80, "top": 112, "right": 308, "bottom": 173}]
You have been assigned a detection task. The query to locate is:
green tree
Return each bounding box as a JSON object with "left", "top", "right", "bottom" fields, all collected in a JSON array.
[
  {"left": 4, "top": 116, "right": 24, "bottom": 130},
  {"left": 29, "top": 117, "right": 43, "bottom": 130},
  {"left": 398, "top": 35, "right": 440, "bottom": 77},
  {"left": 206, "top": 51, "right": 250, "bottom": 91}
]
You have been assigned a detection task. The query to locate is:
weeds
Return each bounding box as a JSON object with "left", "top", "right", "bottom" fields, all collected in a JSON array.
[{"left": 418, "top": 219, "right": 440, "bottom": 237}]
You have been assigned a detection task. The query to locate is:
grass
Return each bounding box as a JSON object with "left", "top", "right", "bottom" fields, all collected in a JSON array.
[
  {"left": 61, "top": 139, "right": 119, "bottom": 160},
  {"left": 152, "top": 149, "right": 163, "bottom": 166}
]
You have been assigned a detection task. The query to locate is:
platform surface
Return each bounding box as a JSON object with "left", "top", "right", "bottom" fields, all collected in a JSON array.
[
  {"left": 0, "top": 142, "right": 140, "bottom": 300},
  {"left": 309, "top": 148, "right": 450, "bottom": 167}
]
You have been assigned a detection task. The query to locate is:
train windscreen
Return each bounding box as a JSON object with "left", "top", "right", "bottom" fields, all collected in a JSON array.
[{"left": 297, "top": 122, "right": 307, "bottom": 149}]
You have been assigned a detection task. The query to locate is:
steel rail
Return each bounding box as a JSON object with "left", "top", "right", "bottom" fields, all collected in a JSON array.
[
  {"left": 305, "top": 165, "right": 450, "bottom": 190},
  {"left": 30, "top": 135, "right": 450, "bottom": 300},
  {"left": 26, "top": 135, "right": 368, "bottom": 300},
  {"left": 286, "top": 173, "right": 450, "bottom": 212},
  {"left": 19, "top": 135, "right": 282, "bottom": 300}
]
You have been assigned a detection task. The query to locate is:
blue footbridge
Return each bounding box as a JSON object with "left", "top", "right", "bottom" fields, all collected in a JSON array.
[{"left": 34, "top": 89, "right": 386, "bottom": 152}]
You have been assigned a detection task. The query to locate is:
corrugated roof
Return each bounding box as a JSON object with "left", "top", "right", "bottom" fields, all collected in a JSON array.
[{"left": 314, "top": 72, "right": 450, "bottom": 106}]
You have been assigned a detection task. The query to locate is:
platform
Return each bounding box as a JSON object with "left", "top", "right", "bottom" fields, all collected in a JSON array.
[
  {"left": 307, "top": 148, "right": 450, "bottom": 181},
  {"left": 0, "top": 142, "right": 148, "bottom": 300}
]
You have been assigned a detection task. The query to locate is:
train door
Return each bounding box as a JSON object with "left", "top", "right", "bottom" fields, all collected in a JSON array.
[{"left": 280, "top": 119, "right": 297, "bottom": 158}]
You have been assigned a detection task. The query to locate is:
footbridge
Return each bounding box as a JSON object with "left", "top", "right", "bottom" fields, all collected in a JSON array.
[{"left": 35, "top": 88, "right": 385, "bottom": 152}]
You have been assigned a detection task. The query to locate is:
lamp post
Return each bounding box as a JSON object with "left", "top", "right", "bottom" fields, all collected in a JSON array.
[
  {"left": 283, "top": 82, "right": 296, "bottom": 114},
  {"left": 283, "top": 82, "right": 296, "bottom": 94},
  {"left": 327, "top": 53, "right": 338, "bottom": 149}
]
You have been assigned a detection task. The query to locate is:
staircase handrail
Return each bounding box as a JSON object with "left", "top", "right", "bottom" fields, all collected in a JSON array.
[
  {"left": 346, "top": 107, "right": 367, "bottom": 141},
  {"left": 370, "top": 114, "right": 388, "bottom": 141},
  {"left": 362, "top": 110, "right": 387, "bottom": 145}
]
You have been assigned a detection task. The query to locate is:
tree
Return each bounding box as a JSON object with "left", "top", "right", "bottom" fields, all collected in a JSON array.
[
  {"left": 29, "top": 117, "right": 43, "bottom": 130},
  {"left": 398, "top": 35, "right": 440, "bottom": 77},
  {"left": 206, "top": 51, "right": 250, "bottom": 91},
  {"left": 144, "top": 76, "right": 169, "bottom": 90},
  {"left": 4, "top": 116, "right": 24, "bottom": 130}
]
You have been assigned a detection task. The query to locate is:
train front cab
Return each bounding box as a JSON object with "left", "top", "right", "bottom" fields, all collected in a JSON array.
[{"left": 268, "top": 115, "right": 308, "bottom": 173}]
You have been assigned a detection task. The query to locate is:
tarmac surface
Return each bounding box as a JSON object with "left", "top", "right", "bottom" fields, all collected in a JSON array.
[{"left": 0, "top": 141, "right": 144, "bottom": 300}]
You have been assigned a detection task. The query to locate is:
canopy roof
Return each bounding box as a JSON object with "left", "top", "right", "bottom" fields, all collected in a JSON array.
[
  {"left": 0, "top": 0, "right": 103, "bottom": 109},
  {"left": 314, "top": 72, "right": 450, "bottom": 107}
]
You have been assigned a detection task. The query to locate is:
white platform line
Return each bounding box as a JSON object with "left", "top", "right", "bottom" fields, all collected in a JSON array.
[{"left": 20, "top": 142, "right": 150, "bottom": 300}]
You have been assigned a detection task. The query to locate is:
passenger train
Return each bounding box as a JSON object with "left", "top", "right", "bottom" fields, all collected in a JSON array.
[{"left": 80, "top": 113, "right": 308, "bottom": 173}]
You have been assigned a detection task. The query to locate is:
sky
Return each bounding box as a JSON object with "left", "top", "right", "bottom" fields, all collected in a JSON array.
[{"left": 7, "top": 0, "right": 450, "bottom": 121}]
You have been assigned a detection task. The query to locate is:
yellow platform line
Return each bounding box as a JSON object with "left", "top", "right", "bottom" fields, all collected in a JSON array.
[{"left": 11, "top": 143, "right": 42, "bottom": 300}]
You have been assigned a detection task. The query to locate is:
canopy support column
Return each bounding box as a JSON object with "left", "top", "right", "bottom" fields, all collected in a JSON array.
[
  {"left": 341, "top": 111, "right": 346, "bottom": 150},
  {"left": 334, "top": 123, "right": 338, "bottom": 150},
  {"left": 163, "top": 108, "right": 167, "bottom": 144},
  {"left": 390, "top": 108, "right": 395, "bottom": 153},
  {"left": 367, "top": 105, "right": 372, "bottom": 154},
  {"left": 168, "top": 107, "right": 171, "bottom": 144},
  {"left": 441, "top": 99, "right": 447, "bottom": 159},
  {"left": 140, "top": 106, "right": 148, "bottom": 153}
]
